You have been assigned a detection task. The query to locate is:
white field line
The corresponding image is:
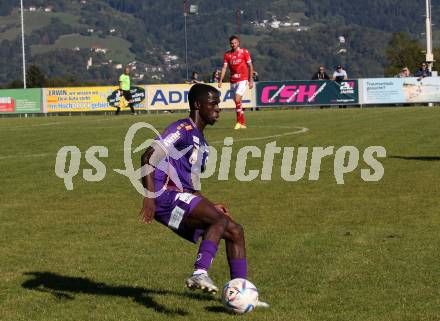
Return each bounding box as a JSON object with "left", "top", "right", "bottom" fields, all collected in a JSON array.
[
  {"left": 0, "top": 125, "right": 309, "bottom": 160},
  {"left": 0, "top": 117, "right": 118, "bottom": 130}
]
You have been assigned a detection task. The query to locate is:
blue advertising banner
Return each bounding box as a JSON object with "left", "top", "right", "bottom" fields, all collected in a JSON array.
[{"left": 145, "top": 83, "right": 255, "bottom": 110}]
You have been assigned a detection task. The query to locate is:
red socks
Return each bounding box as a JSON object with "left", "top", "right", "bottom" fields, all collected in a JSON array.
[{"left": 235, "top": 101, "right": 245, "bottom": 124}]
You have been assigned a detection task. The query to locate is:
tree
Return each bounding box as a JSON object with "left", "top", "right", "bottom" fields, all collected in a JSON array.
[
  {"left": 6, "top": 80, "right": 24, "bottom": 89},
  {"left": 26, "top": 65, "right": 47, "bottom": 88},
  {"left": 384, "top": 32, "right": 424, "bottom": 77}
]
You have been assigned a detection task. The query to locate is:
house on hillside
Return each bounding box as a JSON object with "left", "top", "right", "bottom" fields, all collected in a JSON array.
[
  {"left": 86, "top": 57, "right": 93, "bottom": 70},
  {"left": 270, "top": 20, "right": 281, "bottom": 29},
  {"left": 90, "top": 46, "right": 109, "bottom": 54}
]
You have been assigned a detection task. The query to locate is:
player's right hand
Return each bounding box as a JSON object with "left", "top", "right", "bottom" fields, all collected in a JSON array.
[
  {"left": 218, "top": 82, "right": 222, "bottom": 88},
  {"left": 214, "top": 203, "right": 232, "bottom": 218},
  {"left": 140, "top": 197, "right": 155, "bottom": 224}
]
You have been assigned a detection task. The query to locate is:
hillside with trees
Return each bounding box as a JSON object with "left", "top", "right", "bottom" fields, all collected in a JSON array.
[{"left": 0, "top": 0, "right": 438, "bottom": 87}]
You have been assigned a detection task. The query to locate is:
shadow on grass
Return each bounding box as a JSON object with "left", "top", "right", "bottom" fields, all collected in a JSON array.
[
  {"left": 22, "top": 272, "right": 216, "bottom": 316},
  {"left": 389, "top": 155, "right": 440, "bottom": 161},
  {"left": 205, "top": 305, "right": 230, "bottom": 314}
]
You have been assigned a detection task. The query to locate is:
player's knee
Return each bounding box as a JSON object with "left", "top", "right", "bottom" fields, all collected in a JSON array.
[
  {"left": 211, "top": 214, "right": 229, "bottom": 234},
  {"left": 228, "top": 222, "right": 244, "bottom": 241}
]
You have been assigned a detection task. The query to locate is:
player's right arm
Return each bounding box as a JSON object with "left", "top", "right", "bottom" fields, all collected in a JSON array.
[
  {"left": 118, "top": 75, "right": 123, "bottom": 93},
  {"left": 140, "top": 142, "right": 166, "bottom": 224},
  {"left": 218, "top": 64, "right": 228, "bottom": 88},
  {"left": 218, "top": 53, "right": 229, "bottom": 88}
]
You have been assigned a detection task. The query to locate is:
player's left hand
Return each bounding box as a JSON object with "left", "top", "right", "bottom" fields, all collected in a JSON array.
[
  {"left": 249, "top": 81, "right": 254, "bottom": 89},
  {"left": 214, "top": 203, "right": 232, "bottom": 218}
]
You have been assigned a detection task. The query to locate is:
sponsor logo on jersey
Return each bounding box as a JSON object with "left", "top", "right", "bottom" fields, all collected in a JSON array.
[{"left": 163, "top": 131, "right": 181, "bottom": 147}]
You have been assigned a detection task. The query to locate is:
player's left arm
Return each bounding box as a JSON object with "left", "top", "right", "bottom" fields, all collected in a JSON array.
[
  {"left": 140, "top": 142, "right": 167, "bottom": 224},
  {"left": 248, "top": 62, "right": 254, "bottom": 89},
  {"left": 246, "top": 50, "right": 254, "bottom": 89}
]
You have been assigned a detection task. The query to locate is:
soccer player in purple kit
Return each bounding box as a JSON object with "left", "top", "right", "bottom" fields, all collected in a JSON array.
[{"left": 139, "top": 84, "right": 268, "bottom": 308}]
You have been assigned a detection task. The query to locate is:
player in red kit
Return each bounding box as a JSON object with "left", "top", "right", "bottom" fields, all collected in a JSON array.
[{"left": 219, "top": 35, "right": 254, "bottom": 130}]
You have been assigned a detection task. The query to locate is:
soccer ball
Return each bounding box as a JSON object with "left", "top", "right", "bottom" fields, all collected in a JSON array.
[{"left": 221, "top": 278, "right": 259, "bottom": 314}]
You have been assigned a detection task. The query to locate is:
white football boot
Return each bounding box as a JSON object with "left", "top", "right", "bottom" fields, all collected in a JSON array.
[{"left": 186, "top": 273, "right": 218, "bottom": 294}]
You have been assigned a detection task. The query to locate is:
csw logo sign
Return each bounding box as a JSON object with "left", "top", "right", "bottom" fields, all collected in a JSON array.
[{"left": 256, "top": 80, "right": 359, "bottom": 107}]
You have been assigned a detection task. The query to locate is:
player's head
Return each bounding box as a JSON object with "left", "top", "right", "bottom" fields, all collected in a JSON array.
[
  {"left": 188, "top": 84, "right": 221, "bottom": 125},
  {"left": 124, "top": 66, "right": 130, "bottom": 74},
  {"left": 229, "top": 35, "right": 240, "bottom": 51}
]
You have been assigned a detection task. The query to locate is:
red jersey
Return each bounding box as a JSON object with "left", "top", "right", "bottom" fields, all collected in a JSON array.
[{"left": 223, "top": 48, "right": 252, "bottom": 83}]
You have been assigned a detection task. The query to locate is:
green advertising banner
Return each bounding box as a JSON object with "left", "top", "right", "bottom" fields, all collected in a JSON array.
[
  {"left": 0, "top": 89, "right": 42, "bottom": 114},
  {"left": 256, "top": 80, "right": 359, "bottom": 107}
]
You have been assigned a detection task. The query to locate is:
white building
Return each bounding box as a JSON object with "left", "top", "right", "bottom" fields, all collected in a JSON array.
[
  {"left": 91, "top": 47, "right": 109, "bottom": 54},
  {"left": 86, "top": 57, "right": 93, "bottom": 70},
  {"left": 270, "top": 21, "right": 281, "bottom": 29}
]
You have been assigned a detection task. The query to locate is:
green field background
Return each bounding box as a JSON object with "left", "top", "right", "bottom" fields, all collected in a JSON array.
[{"left": 0, "top": 108, "right": 439, "bottom": 321}]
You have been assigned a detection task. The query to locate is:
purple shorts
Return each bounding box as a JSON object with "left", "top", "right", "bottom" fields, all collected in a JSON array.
[{"left": 154, "top": 190, "right": 205, "bottom": 243}]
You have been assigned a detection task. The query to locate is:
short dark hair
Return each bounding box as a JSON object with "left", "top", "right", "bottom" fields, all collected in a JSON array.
[
  {"left": 229, "top": 35, "right": 240, "bottom": 42},
  {"left": 188, "top": 83, "right": 219, "bottom": 110}
]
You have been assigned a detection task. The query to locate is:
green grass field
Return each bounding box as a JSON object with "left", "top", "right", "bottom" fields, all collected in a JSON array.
[{"left": 1, "top": 108, "right": 440, "bottom": 321}]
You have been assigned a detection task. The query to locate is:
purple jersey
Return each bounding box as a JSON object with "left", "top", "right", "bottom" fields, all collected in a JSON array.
[{"left": 154, "top": 118, "right": 209, "bottom": 193}]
